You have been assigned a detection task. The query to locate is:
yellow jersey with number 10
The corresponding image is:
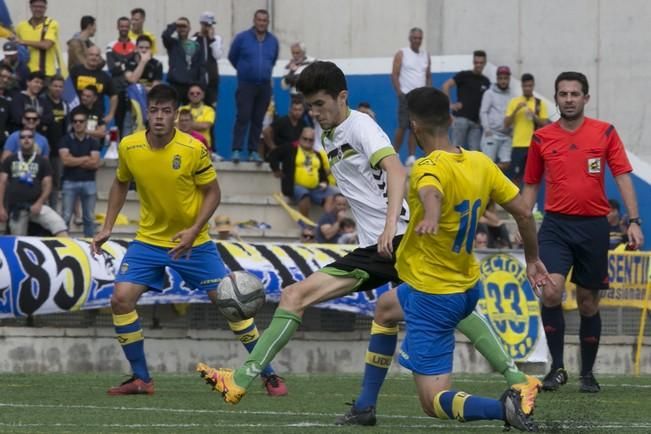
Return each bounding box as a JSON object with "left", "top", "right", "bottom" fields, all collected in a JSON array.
[
  {"left": 116, "top": 129, "right": 217, "bottom": 248},
  {"left": 395, "top": 149, "right": 519, "bottom": 294}
]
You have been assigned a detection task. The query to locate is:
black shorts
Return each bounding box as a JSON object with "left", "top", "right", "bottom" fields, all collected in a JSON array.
[
  {"left": 539, "top": 212, "right": 609, "bottom": 290},
  {"left": 321, "top": 235, "right": 403, "bottom": 292}
]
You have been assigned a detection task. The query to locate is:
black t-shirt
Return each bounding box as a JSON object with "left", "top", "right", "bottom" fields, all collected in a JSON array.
[
  {"left": 126, "top": 56, "right": 164, "bottom": 89},
  {"left": 69, "top": 64, "right": 115, "bottom": 114},
  {"left": 271, "top": 116, "right": 307, "bottom": 148},
  {"left": 452, "top": 70, "right": 490, "bottom": 122},
  {"left": 77, "top": 105, "right": 105, "bottom": 132},
  {"left": 1, "top": 153, "right": 52, "bottom": 209},
  {"left": 58, "top": 133, "right": 102, "bottom": 182},
  {"left": 42, "top": 96, "right": 67, "bottom": 154},
  {"left": 0, "top": 95, "right": 10, "bottom": 149}
]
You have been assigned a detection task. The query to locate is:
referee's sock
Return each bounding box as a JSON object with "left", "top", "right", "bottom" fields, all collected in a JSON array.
[
  {"left": 228, "top": 319, "right": 275, "bottom": 378},
  {"left": 354, "top": 321, "right": 398, "bottom": 410},
  {"left": 541, "top": 304, "right": 565, "bottom": 370},
  {"left": 113, "top": 310, "right": 150, "bottom": 382},
  {"left": 233, "top": 308, "right": 301, "bottom": 389},
  {"left": 433, "top": 390, "right": 504, "bottom": 421},
  {"left": 457, "top": 311, "right": 527, "bottom": 386},
  {"left": 579, "top": 311, "right": 601, "bottom": 376}
]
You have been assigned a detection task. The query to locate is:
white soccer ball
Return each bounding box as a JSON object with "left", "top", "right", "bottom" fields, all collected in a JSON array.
[{"left": 215, "top": 271, "right": 266, "bottom": 322}]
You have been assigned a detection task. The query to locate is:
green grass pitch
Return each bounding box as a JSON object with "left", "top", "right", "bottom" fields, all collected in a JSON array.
[{"left": 1, "top": 373, "right": 650, "bottom": 433}]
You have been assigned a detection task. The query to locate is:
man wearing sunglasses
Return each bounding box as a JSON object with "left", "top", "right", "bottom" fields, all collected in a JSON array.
[
  {"left": 0, "top": 128, "right": 67, "bottom": 236},
  {"left": 1, "top": 108, "right": 50, "bottom": 161}
]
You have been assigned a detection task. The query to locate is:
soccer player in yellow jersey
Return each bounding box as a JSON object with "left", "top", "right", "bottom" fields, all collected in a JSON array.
[
  {"left": 392, "top": 87, "right": 552, "bottom": 431},
  {"left": 91, "top": 84, "right": 287, "bottom": 396}
]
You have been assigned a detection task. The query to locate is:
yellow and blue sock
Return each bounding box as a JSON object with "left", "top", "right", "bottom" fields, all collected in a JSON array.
[
  {"left": 228, "top": 318, "right": 275, "bottom": 377},
  {"left": 354, "top": 321, "right": 398, "bottom": 410},
  {"left": 113, "top": 311, "right": 150, "bottom": 382},
  {"left": 433, "top": 390, "right": 504, "bottom": 422}
]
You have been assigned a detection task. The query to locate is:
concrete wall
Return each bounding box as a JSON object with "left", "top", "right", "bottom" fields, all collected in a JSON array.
[
  {"left": 6, "top": 0, "right": 651, "bottom": 157},
  {"left": 1, "top": 327, "right": 649, "bottom": 375}
]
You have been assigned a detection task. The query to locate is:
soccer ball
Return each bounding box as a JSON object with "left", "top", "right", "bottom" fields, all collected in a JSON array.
[{"left": 215, "top": 271, "right": 266, "bottom": 322}]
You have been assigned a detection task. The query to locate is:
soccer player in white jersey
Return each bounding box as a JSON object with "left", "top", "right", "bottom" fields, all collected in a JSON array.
[{"left": 196, "top": 62, "right": 541, "bottom": 418}]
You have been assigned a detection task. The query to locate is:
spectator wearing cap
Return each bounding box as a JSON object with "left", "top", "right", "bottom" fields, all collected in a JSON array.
[
  {"left": 442, "top": 50, "right": 490, "bottom": 151},
  {"left": 8, "top": 71, "right": 46, "bottom": 132},
  {"left": 213, "top": 215, "right": 240, "bottom": 241},
  {"left": 0, "top": 41, "right": 30, "bottom": 91},
  {"left": 193, "top": 11, "right": 222, "bottom": 107},
  {"left": 67, "top": 15, "right": 98, "bottom": 73},
  {"left": 162, "top": 17, "right": 200, "bottom": 105},
  {"left": 228, "top": 9, "right": 278, "bottom": 164},
  {"left": 14, "top": 0, "right": 64, "bottom": 79},
  {"left": 129, "top": 8, "right": 158, "bottom": 55},
  {"left": 479, "top": 65, "right": 515, "bottom": 171},
  {"left": 1, "top": 107, "right": 50, "bottom": 161}
]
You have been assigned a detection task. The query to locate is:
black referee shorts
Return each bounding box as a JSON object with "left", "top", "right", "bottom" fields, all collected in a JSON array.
[
  {"left": 539, "top": 212, "right": 610, "bottom": 290},
  {"left": 321, "top": 235, "right": 403, "bottom": 293}
]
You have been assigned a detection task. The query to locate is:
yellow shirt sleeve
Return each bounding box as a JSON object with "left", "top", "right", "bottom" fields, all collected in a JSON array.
[
  {"left": 489, "top": 160, "right": 520, "bottom": 204},
  {"left": 44, "top": 19, "right": 58, "bottom": 43},
  {"left": 201, "top": 106, "right": 216, "bottom": 125},
  {"left": 193, "top": 146, "right": 217, "bottom": 185},
  {"left": 116, "top": 142, "right": 132, "bottom": 182},
  {"left": 413, "top": 157, "right": 445, "bottom": 195}
]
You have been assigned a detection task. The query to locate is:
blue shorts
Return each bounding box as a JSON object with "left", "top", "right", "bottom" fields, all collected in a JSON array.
[
  {"left": 397, "top": 281, "right": 481, "bottom": 375},
  {"left": 293, "top": 185, "right": 338, "bottom": 205},
  {"left": 115, "top": 240, "right": 228, "bottom": 292}
]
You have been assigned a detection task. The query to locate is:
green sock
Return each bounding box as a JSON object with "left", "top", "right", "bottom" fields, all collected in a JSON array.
[
  {"left": 457, "top": 311, "right": 527, "bottom": 386},
  {"left": 233, "top": 308, "right": 301, "bottom": 389}
]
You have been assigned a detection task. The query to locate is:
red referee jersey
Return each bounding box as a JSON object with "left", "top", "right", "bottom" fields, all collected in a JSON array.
[{"left": 524, "top": 117, "right": 632, "bottom": 216}]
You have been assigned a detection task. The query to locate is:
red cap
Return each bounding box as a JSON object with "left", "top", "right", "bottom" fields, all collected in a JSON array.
[{"left": 496, "top": 66, "right": 511, "bottom": 76}]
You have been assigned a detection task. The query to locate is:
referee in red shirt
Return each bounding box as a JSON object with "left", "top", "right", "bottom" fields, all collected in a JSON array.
[{"left": 523, "top": 71, "right": 644, "bottom": 393}]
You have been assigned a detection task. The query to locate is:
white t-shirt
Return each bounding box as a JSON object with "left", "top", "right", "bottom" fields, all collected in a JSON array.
[
  {"left": 399, "top": 47, "right": 429, "bottom": 94},
  {"left": 322, "top": 110, "right": 409, "bottom": 247}
]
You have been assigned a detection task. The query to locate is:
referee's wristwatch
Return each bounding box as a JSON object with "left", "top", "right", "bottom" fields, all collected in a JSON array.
[{"left": 628, "top": 217, "right": 642, "bottom": 227}]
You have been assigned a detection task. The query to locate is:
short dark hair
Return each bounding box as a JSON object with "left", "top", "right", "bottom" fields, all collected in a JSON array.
[
  {"left": 290, "top": 94, "right": 305, "bottom": 106},
  {"left": 555, "top": 71, "right": 589, "bottom": 95},
  {"left": 23, "top": 107, "right": 40, "bottom": 118},
  {"left": 0, "top": 64, "right": 13, "bottom": 74},
  {"left": 406, "top": 87, "right": 450, "bottom": 133},
  {"left": 131, "top": 8, "right": 145, "bottom": 17},
  {"left": 148, "top": 84, "right": 179, "bottom": 108},
  {"left": 27, "top": 71, "right": 45, "bottom": 82},
  {"left": 30, "top": 0, "right": 46, "bottom": 4},
  {"left": 178, "top": 108, "right": 193, "bottom": 118},
  {"left": 117, "top": 16, "right": 130, "bottom": 25},
  {"left": 473, "top": 50, "right": 487, "bottom": 58},
  {"left": 70, "top": 107, "right": 88, "bottom": 120},
  {"left": 188, "top": 83, "right": 205, "bottom": 93},
  {"left": 80, "top": 15, "right": 95, "bottom": 31},
  {"left": 82, "top": 84, "right": 99, "bottom": 95},
  {"left": 296, "top": 61, "right": 347, "bottom": 99},
  {"left": 50, "top": 74, "right": 64, "bottom": 84},
  {"left": 521, "top": 73, "right": 535, "bottom": 83},
  {"left": 136, "top": 34, "right": 152, "bottom": 46},
  {"left": 357, "top": 101, "right": 371, "bottom": 109},
  {"left": 254, "top": 9, "right": 269, "bottom": 17}
]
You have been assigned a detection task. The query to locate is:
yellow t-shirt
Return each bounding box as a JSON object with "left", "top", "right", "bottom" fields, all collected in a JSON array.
[
  {"left": 505, "top": 96, "right": 550, "bottom": 148},
  {"left": 396, "top": 149, "right": 519, "bottom": 294},
  {"left": 294, "top": 148, "right": 329, "bottom": 189},
  {"left": 179, "top": 103, "right": 216, "bottom": 148},
  {"left": 116, "top": 129, "right": 217, "bottom": 248},
  {"left": 129, "top": 30, "right": 158, "bottom": 55},
  {"left": 16, "top": 18, "right": 60, "bottom": 76}
]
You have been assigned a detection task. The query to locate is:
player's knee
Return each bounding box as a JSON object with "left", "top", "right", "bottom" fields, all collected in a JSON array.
[
  {"left": 110, "top": 287, "right": 136, "bottom": 314},
  {"left": 279, "top": 283, "right": 306, "bottom": 313},
  {"left": 374, "top": 298, "right": 400, "bottom": 326},
  {"left": 577, "top": 298, "right": 600, "bottom": 316},
  {"left": 541, "top": 286, "right": 564, "bottom": 307}
]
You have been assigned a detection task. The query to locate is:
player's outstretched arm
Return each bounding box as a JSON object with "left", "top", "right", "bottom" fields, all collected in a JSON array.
[
  {"left": 414, "top": 185, "right": 441, "bottom": 235},
  {"left": 521, "top": 183, "right": 540, "bottom": 212},
  {"left": 376, "top": 154, "right": 407, "bottom": 257},
  {"left": 501, "top": 194, "right": 552, "bottom": 293},
  {"left": 92, "top": 178, "right": 130, "bottom": 255}
]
